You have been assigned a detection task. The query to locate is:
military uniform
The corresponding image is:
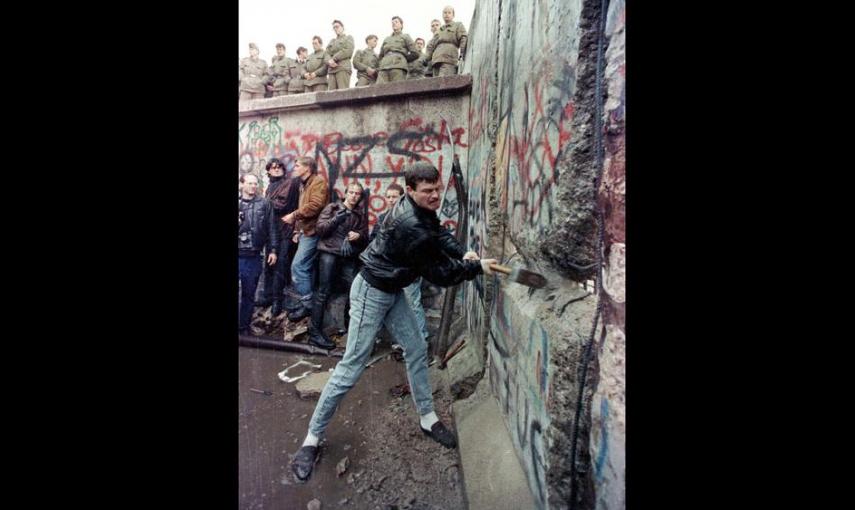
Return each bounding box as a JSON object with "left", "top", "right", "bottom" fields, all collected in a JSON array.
[
  {"left": 424, "top": 34, "right": 439, "bottom": 77},
  {"left": 268, "top": 55, "right": 293, "bottom": 97},
  {"left": 304, "top": 49, "right": 329, "bottom": 92},
  {"left": 425, "top": 21, "right": 467, "bottom": 77},
  {"left": 287, "top": 58, "right": 308, "bottom": 94},
  {"left": 325, "top": 34, "right": 355, "bottom": 90},
  {"left": 353, "top": 47, "right": 379, "bottom": 86},
  {"left": 407, "top": 49, "right": 428, "bottom": 80},
  {"left": 377, "top": 31, "right": 419, "bottom": 84},
  {"left": 239, "top": 56, "right": 270, "bottom": 101}
]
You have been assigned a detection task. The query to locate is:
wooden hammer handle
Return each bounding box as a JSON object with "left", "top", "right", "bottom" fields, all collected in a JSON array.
[{"left": 489, "top": 263, "right": 512, "bottom": 275}]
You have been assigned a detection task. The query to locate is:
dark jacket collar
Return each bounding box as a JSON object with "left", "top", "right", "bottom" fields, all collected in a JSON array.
[{"left": 403, "top": 193, "right": 438, "bottom": 223}]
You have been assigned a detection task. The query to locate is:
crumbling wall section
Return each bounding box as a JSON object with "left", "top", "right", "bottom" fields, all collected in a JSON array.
[
  {"left": 589, "top": 1, "right": 626, "bottom": 508},
  {"left": 460, "top": 0, "right": 622, "bottom": 508},
  {"left": 453, "top": 0, "right": 503, "bottom": 384}
]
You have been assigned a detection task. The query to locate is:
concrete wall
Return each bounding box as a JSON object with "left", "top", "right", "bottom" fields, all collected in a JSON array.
[
  {"left": 589, "top": 1, "right": 626, "bottom": 509},
  {"left": 456, "top": 0, "right": 623, "bottom": 508},
  {"left": 238, "top": 77, "right": 472, "bottom": 312},
  {"left": 238, "top": 79, "right": 469, "bottom": 234}
]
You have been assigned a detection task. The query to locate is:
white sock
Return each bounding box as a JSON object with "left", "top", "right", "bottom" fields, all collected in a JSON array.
[
  {"left": 302, "top": 431, "right": 319, "bottom": 447},
  {"left": 420, "top": 411, "right": 439, "bottom": 430}
]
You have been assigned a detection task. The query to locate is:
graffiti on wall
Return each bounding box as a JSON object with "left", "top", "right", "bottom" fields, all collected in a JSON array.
[
  {"left": 460, "top": 0, "right": 502, "bottom": 345},
  {"left": 238, "top": 116, "right": 468, "bottom": 231},
  {"left": 488, "top": 285, "right": 553, "bottom": 508},
  {"left": 495, "top": 0, "right": 579, "bottom": 237}
]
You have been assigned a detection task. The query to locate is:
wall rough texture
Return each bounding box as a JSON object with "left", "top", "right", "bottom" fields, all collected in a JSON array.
[
  {"left": 589, "top": 0, "right": 625, "bottom": 509},
  {"left": 461, "top": 0, "right": 622, "bottom": 508}
]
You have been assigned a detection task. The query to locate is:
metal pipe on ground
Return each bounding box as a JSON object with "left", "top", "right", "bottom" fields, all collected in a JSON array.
[{"left": 238, "top": 334, "right": 343, "bottom": 357}]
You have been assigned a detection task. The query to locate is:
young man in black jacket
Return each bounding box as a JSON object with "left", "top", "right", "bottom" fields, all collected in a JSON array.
[
  {"left": 238, "top": 173, "right": 280, "bottom": 334},
  {"left": 370, "top": 182, "right": 430, "bottom": 344},
  {"left": 291, "top": 162, "right": 496, "bottom": 481}
]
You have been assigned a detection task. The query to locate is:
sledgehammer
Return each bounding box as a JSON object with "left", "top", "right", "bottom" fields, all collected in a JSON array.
[{"left": 489, "top": 263, "right": 547, "bottom": 289}]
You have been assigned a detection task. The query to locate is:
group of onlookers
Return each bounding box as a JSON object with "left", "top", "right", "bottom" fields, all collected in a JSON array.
[{"left": 239, "top": 6, "right": 467, "bottom": 101}]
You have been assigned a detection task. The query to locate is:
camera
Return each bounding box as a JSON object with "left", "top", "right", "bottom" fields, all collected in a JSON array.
[{"left": 239, "top": 230, "right": 253, "bottom": 249}]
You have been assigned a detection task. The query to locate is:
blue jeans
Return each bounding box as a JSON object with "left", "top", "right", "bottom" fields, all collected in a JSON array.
[
  {"left": 403, "top": 277, "right": 429, "bottom": 340},
  {"left": 308, "top": 273, "right": 434, "bottom": 437},
  {"left": 290, "top": 233, "right": 319, "bottom": 307},
  {"left": 238, "top": 254, "right": 263, "bottom": 330}
]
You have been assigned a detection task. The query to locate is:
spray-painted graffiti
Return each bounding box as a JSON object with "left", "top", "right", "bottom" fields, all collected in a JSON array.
[
  {"left": 238, "top": 116, "right": 468, "bottom": 230},
  {"left": 487, "top": 284, "right": 555, "bottom": 508},
  {"left": 460, "top": 0, "right": 501, "bottom": 347},
  {"left": 496, "top": 0, "right": 578, "bottom": 237},
  {"left": 593, "top": 397, "right": 610, "bottom": 483}
]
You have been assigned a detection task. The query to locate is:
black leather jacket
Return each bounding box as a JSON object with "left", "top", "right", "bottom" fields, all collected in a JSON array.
[
  {"left": 359, "top": 194, "right": 481, "bottom": 292},
  {"left": 316, "top": 201, "right": 369, "bottom": 257},
  {"left": 266, "top": 176, "right": 301, "bottom": 242},
  {"left": 238, "top": 195, "right": 281, "bottom": 257}
]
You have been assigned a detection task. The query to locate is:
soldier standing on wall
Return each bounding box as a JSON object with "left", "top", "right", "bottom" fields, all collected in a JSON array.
[
  {"left": 424, "top": 19, "right": 441, "bottom": 78},
  {"left": 239, "top": 43, "right": 269, "bottom": 102},
  {"left": 303, "top": 36, "right": 329, "bottom": 92},
  {"left": 407, "top": 38, "right": 429, "bottom": 80},
  {"left": 267, "top": 43, "right": 293, "bottom": 97},
  {"left": 353, "top": 35, "right": 380, "bottom": 87},
  {"left": 376, "top": 16, "right": 419, "bottom": 84},
  {"left": 424, "top": 6, "right": 468, "bottom": 77},
  {"left": 325, "top": 20, "right": 355, "bottom": 90},
  {"left": 287, "top": 47, "right": 309, "bottom": 95}
]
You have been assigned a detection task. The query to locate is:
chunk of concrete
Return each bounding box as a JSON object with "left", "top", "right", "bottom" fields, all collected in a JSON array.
[
  {"left": 336, "top": 456, "right": 350, "bottom": 477},
  {"left": 295, "top": 372, "right": 332, "bottom": 400}
]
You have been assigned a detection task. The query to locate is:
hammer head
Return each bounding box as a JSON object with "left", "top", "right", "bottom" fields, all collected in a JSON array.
[{"left": 507, "top": 267, "right": 547, "bottom": 288}]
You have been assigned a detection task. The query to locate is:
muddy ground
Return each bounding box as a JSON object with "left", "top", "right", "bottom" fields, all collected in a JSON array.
[{"left": 239, "top": 341, "right": 467, "bottom": 510}]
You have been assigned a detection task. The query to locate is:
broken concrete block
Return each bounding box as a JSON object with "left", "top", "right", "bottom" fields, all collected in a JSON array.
[
  {"left": 295, "top": 371, "right": 332, "bottom": 400},
  {"left": 283, "top": 318, "right": 309, "bottom": 341},
  {"left": 336, "top": 456, "right": 350, "bottom": 477}
]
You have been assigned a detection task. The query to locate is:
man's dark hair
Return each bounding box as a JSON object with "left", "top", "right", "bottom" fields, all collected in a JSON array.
[
  {"left": 404, "top": 162, "right": 439, "bottom": 190},
  {"left": 392, "top": 16, "right": 403, "bottom": 25},
  {"left": 265, "top": 158, "right": 283, "bottom": 173},
  {"left": 297, "top": 46, "right": 308, "bottom": 55},
  {"left": 297, "top": 156, "right": 317, "bottom": 174},
  {"left": 365, "top": 34, "right": 378, "bottom": 43},
  {"left": 313, "top": 36, "right": 323, "bottom": 45},
  {"left": 332, "top": 19, "right": 344, "bottom": 27},
  {"left": 275, "top": 43, "right": 285, "bottom": 49},
  {"left": 386, "top": 183, "right": 404, "bottom": 195},
  {"left": 415, "top": 38, "right": 425, "bottom": 45}
]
